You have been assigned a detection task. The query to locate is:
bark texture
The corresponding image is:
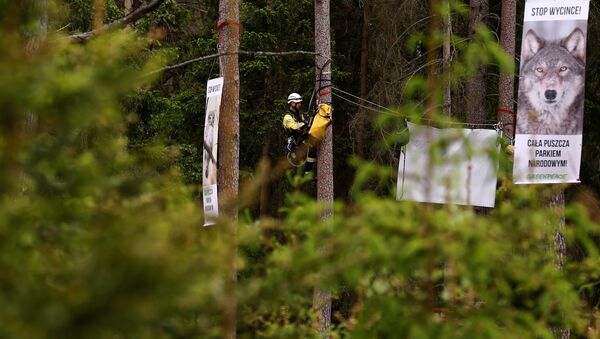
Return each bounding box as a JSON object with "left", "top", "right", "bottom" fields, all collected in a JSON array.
[
  {"left": 549, "top": 192, "right": 570, "bottom": 339},
  {"left": 354, "top": 2, "right": 370, "bottom": 156},
  {"left": 314, "top": 0, "right": 333, "bottom": 334},
  {"left": 442, "top": 0, "right": 452, "bottom": 117},
  {"left": 466, "top": 0, "right": 489, "bottom": 124},
  {"left": 218, "top": 0, "right": 240, "bottom": 219},
  {"left": 498, "top": 0, "right": 516, "bottom": 138},
  {"left": 218, "top": 1, "right": 240, "bottom": 337}
]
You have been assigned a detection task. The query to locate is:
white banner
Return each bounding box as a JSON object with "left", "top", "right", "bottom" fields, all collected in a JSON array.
[
  {"left": 397, "top": 122, "right": 500, "bottom": 208},
  {"left": 513, "top": 0, "right": 589, "bottom": 184},
  {"left": 202, "top": 77, "right": 224, "bottom": 226}
]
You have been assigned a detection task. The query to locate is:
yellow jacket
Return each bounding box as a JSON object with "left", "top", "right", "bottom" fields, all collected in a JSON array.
[{"left": 282, "top": 109, "right": 306, "bottom": 132}]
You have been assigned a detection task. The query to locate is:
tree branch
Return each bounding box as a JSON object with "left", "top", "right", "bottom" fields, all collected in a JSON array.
[
  {"left": 145, "top": 50, "right": 319, "bottom": 76},
  {"left": 69, "top": 0, "right": 165, "bottom": 43}
]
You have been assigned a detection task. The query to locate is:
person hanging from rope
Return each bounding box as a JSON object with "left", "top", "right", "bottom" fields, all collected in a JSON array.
[{"left": 283, "top": 92, "right": 317, "bottom": 173}]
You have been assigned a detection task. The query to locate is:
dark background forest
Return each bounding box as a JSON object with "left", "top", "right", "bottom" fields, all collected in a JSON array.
[
  {"left": 80, "top": 0, "right": 600, "bottom": 214},
  {"left": 59, "top": 0, "right": 600, "bottom": 212}
]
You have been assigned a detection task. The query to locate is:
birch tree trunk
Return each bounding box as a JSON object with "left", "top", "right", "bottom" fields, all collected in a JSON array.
[
  {"left": 218, "top": 0, "right": 240, "bottom": 337},
  {"left": 314, "top": 0, "right": 332, "bottom": 334},
  {"left": 466, "top": 0, "right": 489, "bottom": 124},
  {"left": 497, "top": 0, "right": 516, "bottom": 138}
]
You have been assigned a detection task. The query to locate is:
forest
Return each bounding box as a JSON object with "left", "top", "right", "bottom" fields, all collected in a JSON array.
[{"left": 2, "top": 0, "right": 600, "bottom": 337}]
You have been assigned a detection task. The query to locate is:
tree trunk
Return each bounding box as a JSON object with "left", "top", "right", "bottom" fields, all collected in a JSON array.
[
  {"left": 218, "top": 0, "right": 240, "bottom": 338},
  {"left": 124, "top": 0, "right": 133, "bottom": 13},
  {"left": 124, "top": 0, "right": 134, "bottom": 29},
  {"left": 24, "top": 0, "right": 48, "bottom": 138},
  {"left": 425, "top": 0, "right": 439, "bottom": 121},
  {"left": 26, "top": 0, "right": 47, "bottom": 53},
  {"left": 25, "top": 0, "right": 48, "bottom": 133},
  {"left": 466, "top": 0, "right": 489, "bottom": 124},
  {"left": 23, "top": 0, "right": 47, "bottom": 192},
  {"left": 218, "top": 1, "right": 240, "bottom": 216},
  {"left": 314, "top": 0, "right": 332, "bottom": 334},
  {"left": 442, "top": 0, "right": 452, "bottom": 117},
  {"left": 549, "top": 192, "right": 570, "bottom": 339},
  {"left": 354, "top": 2, "right": 370, "bottom": 157},
  {"left": 497, "top": 0, "right": 516, "bottom": 138},
  {"left": 93, "top": 0, "right": 105, "bottom": 30}
]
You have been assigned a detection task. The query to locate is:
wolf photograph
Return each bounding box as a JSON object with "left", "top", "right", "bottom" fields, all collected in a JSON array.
[
  {"left": 516, "top": 25, "right": 587, "bottom": 135},
  {"left": 203, "top": 108, "right": 217, "bottom": 185}
]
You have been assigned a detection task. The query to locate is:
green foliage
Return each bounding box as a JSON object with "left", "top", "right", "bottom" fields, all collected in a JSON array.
[
  {"left": 231, "top": 3, "right": 600, "bottom": 337},
  {"left": 0, "top": 6, "right": 232, "bottom": 337},
  {"left": 61, "top": 0, "right": 123, "bottom": 32},
  {"left": 235, "top": 183, "right": 600, "bottom": 337},
  {"left": 136, "top": 0, "right": 191, "bottom": 34}
]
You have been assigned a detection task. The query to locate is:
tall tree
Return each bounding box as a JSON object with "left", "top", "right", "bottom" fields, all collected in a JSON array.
[
  {"left": 26, "top": 0, "right": 47, "bottom": 52},
  {"left": 24, "top": 0, "right": 47, "bottom": 185},
  {"left": 466, "top": 0, "right": 489, "bottom": 124},
  {"left": 549, "top": 192, "right": 570, "bottom": 339},
  {"left": 218, "top": 0, "right": 240, "bottom": 337},
  {"left": 498, "top": 3, "right": 568, "bottom": 337},
  {"left": 124, "top": 0, "right": 133, "bottom": 13},
  {"left": 353, "top": 0, "right": 370, "bottom": 157},
  {"left": 497, "top": 0, "right": 516, "bottom": 138},
  {"left": 442, "top": 0, "right": 452, "bottom": 117},
  {"left": 314, "top": 0, "right": 332, "bottom": 334},
  {"left": 124, "top": 0, "right": 134, "bottom": 28}
]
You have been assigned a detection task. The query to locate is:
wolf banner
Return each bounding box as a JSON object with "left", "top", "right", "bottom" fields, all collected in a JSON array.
[
  {"left": 202, "top": 77, "right": 223, "bottom": 226},
  {"left": 513, "top": 0, "right": 589, "bottom": 184}
]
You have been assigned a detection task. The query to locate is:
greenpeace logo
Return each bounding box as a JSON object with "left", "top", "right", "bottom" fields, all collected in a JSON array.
[{"left": 526, "top": 174, "right": 567, "bottom": 180}]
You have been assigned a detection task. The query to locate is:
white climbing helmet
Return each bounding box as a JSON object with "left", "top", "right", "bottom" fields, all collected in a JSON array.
[{"left": 287, "top": 92, "right": 302, "bottom": 104}]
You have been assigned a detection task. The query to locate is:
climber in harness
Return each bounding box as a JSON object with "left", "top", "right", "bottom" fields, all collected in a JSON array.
[
  {"left": 283, "top": 92, "right": 317, "bottom": 172},
  {"left": 282, "top": 92, "right": 333, "bottom": 173}
]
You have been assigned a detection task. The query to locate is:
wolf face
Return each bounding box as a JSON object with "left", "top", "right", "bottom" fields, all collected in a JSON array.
[{"left": 516, "top": 28, "right": 586, "bottom": 135}]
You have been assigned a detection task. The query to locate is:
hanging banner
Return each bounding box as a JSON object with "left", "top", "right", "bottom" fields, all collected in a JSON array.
[
  {"left": 202, "top": 77, "right": 224, "bottom": 226},
  {"left": 397, "top": 122, "right": 500, "bottom": 208},
  {"left": 513, "top": 0, "right": 589, "bottom": 184}
]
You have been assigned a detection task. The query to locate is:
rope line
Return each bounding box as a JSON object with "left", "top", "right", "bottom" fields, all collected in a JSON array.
[
  {"left": 331, "top": 92, "right": 390, "bottom": 115},
  {"left": 332, "top": 86, "right": 391, "bottom": 111},
  {"left": 331, "top": 87, "right": 501, "bottom": 129}
]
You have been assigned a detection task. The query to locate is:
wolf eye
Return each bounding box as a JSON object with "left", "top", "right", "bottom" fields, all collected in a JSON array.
[
  {"left": 535, "top": 67, "right": 544, "bottom": 73},
  {"left": 559, "top": 66, "right": 568, "bottom": 72}
]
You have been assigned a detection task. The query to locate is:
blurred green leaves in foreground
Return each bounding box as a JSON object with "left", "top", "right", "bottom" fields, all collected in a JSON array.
[
  {"left": 0, "top": 3, "right": 229, "bottom": 337},
  {"left": 2, "top": 2, "right": 600, "bottom": 338}
]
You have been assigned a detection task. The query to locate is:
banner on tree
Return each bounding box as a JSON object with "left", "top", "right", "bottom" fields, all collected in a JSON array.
[
  {"left": 397, "top": 122, "right": 500, "bottom": 208},
  {"left": 202, "top": 77, "right": 223, "bottom": 226},
  {"left": 513, "top": 0, "right": 589, "bottom": 184}
]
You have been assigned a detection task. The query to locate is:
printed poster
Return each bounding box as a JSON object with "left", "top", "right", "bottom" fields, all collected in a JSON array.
[
  {"left": 202, "top": 77, "right": 224, "bottom": 226},
  {"left": 397, "top": 122, "right": 500, "bottom": 208},
  {"left": 513, "top": 0, "right": 589, "bottom": 184}
]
